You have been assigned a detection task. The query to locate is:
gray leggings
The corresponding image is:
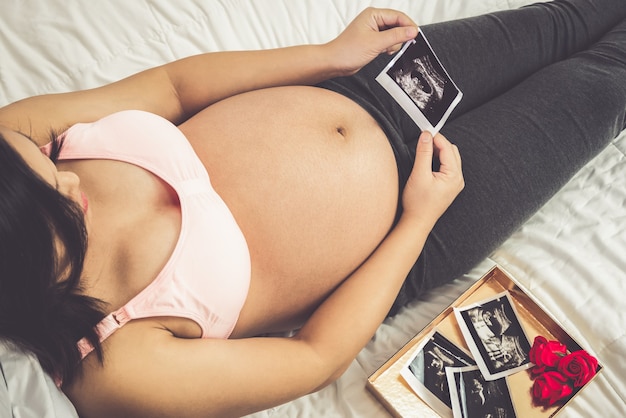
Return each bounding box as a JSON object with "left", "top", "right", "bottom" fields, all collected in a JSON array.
[{"left": 318, "top": 0, "right": 626, "bottom": 314}]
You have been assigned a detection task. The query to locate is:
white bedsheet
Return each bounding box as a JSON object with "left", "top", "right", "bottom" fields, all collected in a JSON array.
[{"left": 1, "top": 1, "right": 624, "bottom": 417}]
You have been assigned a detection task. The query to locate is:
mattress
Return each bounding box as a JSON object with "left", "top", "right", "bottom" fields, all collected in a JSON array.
[{"left": 1, "top": 1, "right": 624, "bottom": 417}]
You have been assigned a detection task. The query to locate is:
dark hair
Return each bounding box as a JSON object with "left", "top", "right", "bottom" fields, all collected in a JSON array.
[{"left": 0, "top": 132, "right": 105, "bottom": 385}]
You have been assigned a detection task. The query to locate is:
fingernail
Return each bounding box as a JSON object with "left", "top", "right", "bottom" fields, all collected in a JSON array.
[
  {"left": 406, "top": 26, "right": 418, "bottom": 38},
  {"left": 421, "top": 132, "right": 432, "bottom": 143}
]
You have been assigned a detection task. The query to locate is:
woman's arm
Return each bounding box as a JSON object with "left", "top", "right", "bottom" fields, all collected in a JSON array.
[
  {"left": 296, "top": 132, "right": 464, "bottom": 387},
  {"left": 0, "top": 8, "right": 417, "bottom": 145},
  {"left": 165, "top": 8, "right": 417, "bottom": 120},
  {"left": 68, "top": 133, "right": 464, "bottom": 418}
]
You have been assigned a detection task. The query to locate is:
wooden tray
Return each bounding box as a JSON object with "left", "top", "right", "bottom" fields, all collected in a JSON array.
[{"left": 367, "top": 265, "right": 601, "bottom": 418}]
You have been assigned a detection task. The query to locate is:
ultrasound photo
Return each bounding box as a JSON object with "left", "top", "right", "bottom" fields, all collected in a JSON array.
[
  {"left": 376, "top": 29, "right": 462, "bottom": 134},
  {"left": 454, "top": 292, "right": 532, "bottom": 380},
  {"left": 401, "top": 331, "right": 475, "bottom": 418},
  {"left": 446, "top": 365, "right": 517, "bottom": 418}
]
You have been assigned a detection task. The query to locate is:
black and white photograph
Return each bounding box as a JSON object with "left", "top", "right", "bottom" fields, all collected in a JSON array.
[
  {"left": 446, "top": 365, "right": 517, "bottom": 418},
  {"left": 400, "top": 331, "right": 475, "bottom": 418},
  {"left": 454, "top": 292, "right": 531, "bottom": 380},
  {"left": 375, "top": 29, "right": 462, "bottom": 134}
]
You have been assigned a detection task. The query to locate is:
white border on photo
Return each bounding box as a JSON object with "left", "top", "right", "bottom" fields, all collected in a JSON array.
[
  {"left": 453, "top": 291, "right": 531, "bottom": 380},
  {"left": 400, "top": 330, "right": 474, "bottom": 418},
  {"left": 375, "top": 29, "right": 462, "bottom": 135}
]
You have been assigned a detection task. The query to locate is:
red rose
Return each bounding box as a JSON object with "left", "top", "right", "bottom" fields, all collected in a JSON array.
[
  {"left": 532, "top": 370, "right": 574, "bottom": 406},
  {"left": 529, "top": 336, "right": 567, "bottom": 376},
  {"left": 558, "top": 350, "right": 598, "bottom": 387}
]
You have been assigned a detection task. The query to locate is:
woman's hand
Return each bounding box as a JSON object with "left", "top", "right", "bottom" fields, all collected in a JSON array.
[
  {"left": 401, "top": 131, "right": 464, "bottom": 229},
  {"left": 326, "top": 7, "right": 418, "bottom": 76}
]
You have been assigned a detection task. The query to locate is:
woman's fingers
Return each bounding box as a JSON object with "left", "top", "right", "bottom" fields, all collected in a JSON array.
[
  {"left": 328, "top": 7, "right": 418, "bottom": 75},
  {"left": 414, "top": 131, "right": 434, "bottom": 176},
  {"left": 434, "top": 134, "right": 462, "bottom": 174},
  {"left": 402, "top": 131, "right": 464, "bottom": 225},
  {"left": 369, "top": 8, "right": 418, "bottom": 54},
  {"left": 370, "top": 7, "right": 417, "bottom": 31}
]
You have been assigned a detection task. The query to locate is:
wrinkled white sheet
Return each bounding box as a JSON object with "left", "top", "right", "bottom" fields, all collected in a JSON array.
[{"left": 1, "top": 1, "right": 624, "bottom": 417}]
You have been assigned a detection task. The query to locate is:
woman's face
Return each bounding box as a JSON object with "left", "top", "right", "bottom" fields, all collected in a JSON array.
[{"left": 0, "top": 126, "right": 88, "bottom": 214}]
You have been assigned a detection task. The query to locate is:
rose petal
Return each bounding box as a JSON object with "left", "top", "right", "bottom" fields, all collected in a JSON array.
[
  {"left": 532, "top": 371, "right": 574, "bottom": 406},
  {"left": 529, "top": 336, "right": 567, "bottom": 369},
  {"left": 558, "top": 350, "right": 598, "bottom": 387}
]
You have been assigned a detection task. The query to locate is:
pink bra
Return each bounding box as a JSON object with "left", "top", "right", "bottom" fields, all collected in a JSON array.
[{"left": 51, "top": 110, "right": 251, "bottom": 358}]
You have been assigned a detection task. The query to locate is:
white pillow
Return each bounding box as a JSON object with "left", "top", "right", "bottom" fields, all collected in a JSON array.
[{"left": 0, "top": 341, "right": 79, "bottom": 418}]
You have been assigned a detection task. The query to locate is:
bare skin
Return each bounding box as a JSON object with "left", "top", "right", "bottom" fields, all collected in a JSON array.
[
  {"left": 181, "top": 85, "right": 400, "bottom": 336},
  {"left": 0, "top": 8, "right": 464, "bottom": 417}
]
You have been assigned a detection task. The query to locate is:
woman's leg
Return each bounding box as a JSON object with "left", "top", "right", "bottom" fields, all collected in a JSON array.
[
  {"left": 427, "top": 0, "right": 626, "bottom": 117},
  {"left": 392, "top": 18, "right": 626, "bottom": 312},
  {"left": 318, "top": 0, "right": 626, "bottom": 312},
  {"left": 318, "top": 0, "right": 626, "bottom": 192}
]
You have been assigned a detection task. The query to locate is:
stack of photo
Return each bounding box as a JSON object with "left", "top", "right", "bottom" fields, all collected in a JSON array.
[
  {"left": 402, "top": 292, "right": 528, "bottom": 418},
  {"left": 367, "top": 266, "right": 601, "bottom": 418}
]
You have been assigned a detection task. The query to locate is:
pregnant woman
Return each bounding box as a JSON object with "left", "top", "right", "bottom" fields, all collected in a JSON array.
[{"left": 0, "top": 0, "right": 624, "bottom": 416}]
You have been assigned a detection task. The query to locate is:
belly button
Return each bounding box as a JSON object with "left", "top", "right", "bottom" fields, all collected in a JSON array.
[{"left": 336, "top": 127, "right": 346, "bottom": 137}]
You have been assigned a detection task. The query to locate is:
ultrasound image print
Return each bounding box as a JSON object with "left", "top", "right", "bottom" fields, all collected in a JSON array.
[
  {"left": 386, "top": 32, "right": 456, "bottom": 127},
  {"left": 446, "top": 366, "right": 517, "bottom": 418},
  {"left": 400, "top": 331, "right": 475, "bottom": 418},
  {"left": 376, "top": 30, "right": 462, "bottom": 134},
  {"left": 455, "top": 292, "right": 532, "bottom": 380},
  {"left": 390, "top": 54, "right": 446, "bottom": 114},
  {"left": 407, "top": 332, "right": 474, "bottom": 408}
]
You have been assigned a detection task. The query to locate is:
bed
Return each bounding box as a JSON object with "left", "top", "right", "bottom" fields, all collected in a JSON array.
[{"left": 1, "top": 1, "right": 624, "bottom": 417}]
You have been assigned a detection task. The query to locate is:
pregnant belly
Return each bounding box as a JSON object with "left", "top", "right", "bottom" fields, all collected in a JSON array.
[{"left": 179, "top": 86, "right": 399, "bottom": 336}]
